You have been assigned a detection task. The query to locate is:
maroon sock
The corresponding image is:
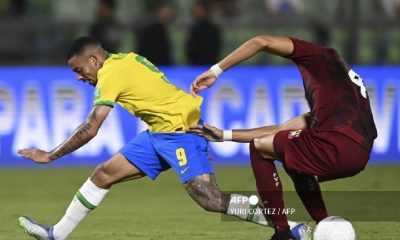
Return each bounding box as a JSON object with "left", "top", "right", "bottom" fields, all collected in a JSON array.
[
  {"left": 249, "top": 140, "right": 289, "bottom": 232},
  {"left": 285, "top": 168, "right": 328, "bottom": 223}
]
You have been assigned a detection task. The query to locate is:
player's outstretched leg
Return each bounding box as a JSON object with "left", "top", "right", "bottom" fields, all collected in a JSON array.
[
  {"left": 19, "top": 177, "right": 109, "bottom": 240},
  {"left": 18, "top": 153, "right": 145, "bottom": 240},
  {"left": 19, "top": 216, "right": 55, "bottom": 240}
]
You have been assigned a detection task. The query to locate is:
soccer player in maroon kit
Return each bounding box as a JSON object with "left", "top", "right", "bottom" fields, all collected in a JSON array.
[{"left": 189, "top": 35, "right": 377, "bottom": 240}]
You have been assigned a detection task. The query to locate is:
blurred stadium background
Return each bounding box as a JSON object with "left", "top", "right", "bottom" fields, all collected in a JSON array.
[
  {"left": 0, "top": 0, "right": 399, "bottom": 65},
  {"left": 1, "top": 0, "right": 400, "bottom": 239}
]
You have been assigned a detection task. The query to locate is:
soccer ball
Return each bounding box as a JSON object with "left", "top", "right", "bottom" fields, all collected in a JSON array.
[{"left": 313, "top": 216, "right": 356, "bottom": 240}]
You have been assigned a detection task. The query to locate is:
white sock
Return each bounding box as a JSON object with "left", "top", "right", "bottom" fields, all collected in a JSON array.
[
  {"left": 53, "top": 178, "right": 109, "bottom": 240},
  {"left": 226, "top": 194, "right": 300, "bottom": 229}
]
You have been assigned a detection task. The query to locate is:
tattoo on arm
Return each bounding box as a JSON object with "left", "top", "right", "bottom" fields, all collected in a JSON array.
[
  {"left": 184, "top": 175, "right": 231, "bottom": 213},
  {"left": 49, "top": 107, "right": 101, "bottom": 160}
]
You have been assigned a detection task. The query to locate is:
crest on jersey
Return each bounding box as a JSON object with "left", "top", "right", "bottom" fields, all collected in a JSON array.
[{"left": 288, "top": 129, "right": 302, "bottom": 139}]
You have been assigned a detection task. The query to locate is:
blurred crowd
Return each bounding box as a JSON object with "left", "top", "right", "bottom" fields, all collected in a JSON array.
[{"left": 0, "top": 0, "right": 399, "bottom": 65}]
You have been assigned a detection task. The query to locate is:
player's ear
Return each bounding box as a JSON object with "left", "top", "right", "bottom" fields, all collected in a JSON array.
[{"left": 89, "top": 55, "right": 98, "bottom": 66}]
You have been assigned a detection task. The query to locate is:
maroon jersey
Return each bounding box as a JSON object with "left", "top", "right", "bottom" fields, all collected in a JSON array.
[{"left": 285, "top": 38, "right": 377, "bottom": 151}]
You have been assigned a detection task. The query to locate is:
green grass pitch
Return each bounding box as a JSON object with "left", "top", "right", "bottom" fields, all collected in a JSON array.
[{"left": 0, "top": 165, "right": 399, "bottom": 239}]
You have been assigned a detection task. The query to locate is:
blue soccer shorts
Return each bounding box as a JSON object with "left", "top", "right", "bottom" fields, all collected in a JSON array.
[{"left": 119, "top": 130, "right": 214, "bottom": 183}]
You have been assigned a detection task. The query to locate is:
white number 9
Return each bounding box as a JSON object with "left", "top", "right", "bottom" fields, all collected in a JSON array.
[{"left": 348, "top": 69, "right": 367, "bottom": 99}]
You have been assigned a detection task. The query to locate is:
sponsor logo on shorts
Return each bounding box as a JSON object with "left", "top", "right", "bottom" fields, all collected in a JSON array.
[{"left": 288, "top": 129, "right": 302, "bottom": 139}]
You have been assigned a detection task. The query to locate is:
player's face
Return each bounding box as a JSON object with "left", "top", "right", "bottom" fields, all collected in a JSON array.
[{"left": 68, "top": 54, "right": 100, "bottom": 87}]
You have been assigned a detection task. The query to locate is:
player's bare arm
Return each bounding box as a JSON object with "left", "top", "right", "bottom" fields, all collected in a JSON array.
[
  {"left": 190, "top": 35, "right": 294, "bottom": 95},
  {"left": 218, "top": 35, "right": 294, "bottom": 71},
  {"left": 190, "top": 112, "right": 310, "bottom": 143},
  {"left": 18, "top": 105, "right": 112, "bottom": 163},
  {"left": 48, "top": 105, "right": 112, "bottom": 160},
  {"left": 189, "top": 124, "right": 280, "bottom": 142}
]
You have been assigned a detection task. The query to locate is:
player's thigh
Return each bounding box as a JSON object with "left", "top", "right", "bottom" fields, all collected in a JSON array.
[
  {"left": 253, "top": 133, "right": 279, "bottom": 159},
  {"left": 91, "top": 152, "right": 145, "bottom": 188},
  {"left": 119, "top": 130, "right": 171, "bottom": 182},
  {"left": 152, "top": 132, "right": 214, "bottom": 184}
]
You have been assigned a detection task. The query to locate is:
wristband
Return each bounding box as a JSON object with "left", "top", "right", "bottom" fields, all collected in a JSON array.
[
  {"left": 223, "top": 130, "right": 233, "bottom": 141},
  {"left": 210, "top": 64, "right": 223, "bottom": 78}
]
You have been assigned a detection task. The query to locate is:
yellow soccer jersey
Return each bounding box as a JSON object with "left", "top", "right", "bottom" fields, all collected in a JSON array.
[{"left": 94, "top": 53, "right": 203, "bottom": 132}]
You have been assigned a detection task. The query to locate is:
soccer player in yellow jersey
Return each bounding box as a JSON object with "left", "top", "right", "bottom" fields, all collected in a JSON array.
[{"left": 16, "top": 36, "right": 302, "bottom": 240}]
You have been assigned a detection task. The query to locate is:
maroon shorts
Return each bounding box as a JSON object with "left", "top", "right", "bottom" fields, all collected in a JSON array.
[{"left": 273, "top": 129, "right": 371, "bottom": 182}]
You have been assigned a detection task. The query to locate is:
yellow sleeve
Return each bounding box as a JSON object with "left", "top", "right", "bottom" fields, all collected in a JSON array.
[{"left": 93, "top": 78, "right": 121, "bottom": 107}]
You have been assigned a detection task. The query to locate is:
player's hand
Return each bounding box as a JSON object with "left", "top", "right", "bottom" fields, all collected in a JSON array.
[
  {"left": 189, "top": 124, "right": 223, "bottom": 142},
  {"left": 190, "top": 70, "right": 217, "bottom": 96},
  {"left": 17, "top": 149, "right": 52, "bottom": 164}
]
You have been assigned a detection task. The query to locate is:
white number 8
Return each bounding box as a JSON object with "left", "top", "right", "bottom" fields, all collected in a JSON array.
[{"left": 348, "top": 69, "right": 367, "bottom": 99}]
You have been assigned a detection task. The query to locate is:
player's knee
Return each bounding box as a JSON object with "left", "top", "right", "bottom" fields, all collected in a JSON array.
[
  {"left": 250, "top": 137, "right": 276, "bottom": 160},
  {"left": 251, "top": 138, "right": 265, "bottom": 152},
  {"left": 249, "top": 139, "right": 258, "bottom": 153},
  {"left": 91, "top": 163, "right": 114, "bottom": 188},
  {"left": 249, "top": 139, "right": 265, "bottom": 158}
]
